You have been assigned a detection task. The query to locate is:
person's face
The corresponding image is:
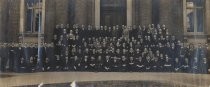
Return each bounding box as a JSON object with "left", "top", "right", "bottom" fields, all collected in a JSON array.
[
  {"left": 130, "top": 57, "right": 133, "bottom": 61},
  {"left": 63, "top": 29, "right": 67, "bottom": 34},
  {"left": 106, "top": 56, "right": 109, "bottom": 60},
  {"left": 159, "top": 29, "right": 162, "bottom": 34},
  {"left": 85, "top": 57, "right": 88, "bottom": 61},
  {"left": 132, "top": 37, "right": 134, "bottom": 40},
  {"left": 60, "top": 35, "right": 63, "bottom": 40},
  {"left": 70, "top": 30, "right": 73, "bottom": 33},
  {"left": 143, "top": 26, "right": 146, "bottom": 30},
  {"left": 172, "top": 43, "right": 175, "bottom": 48},
  {"left": 103, "top": 43, "right": 106, "bottom": 47},
  {"left": 166, "top": 36, "right": 169, "bottom": 40},
  {"left": 145, "top": 36, "right": 147, "bottom": 40},
  {"left": 148, "top": 36, "right": 150, "bottom": 41},
  {"left": 157, "top": 24, "right": 160, "bottom": 29},
  {"left": 140, "top": 39, "right": 143, "bottom": 43},
  {"left": 123, "top": 43, "right": 126, "bottom": 47},
  {"left": 136, "top": 49, "right": 140, "bottom": 53},
  {"left": 75, "top": 56, "right": 78, "bottom": 60},
  {"left": 130, "top": 42, "right": 133, "bottom": 46},
  {"left": 160, "top": 35, "right": 163, "bottom": 39},
  {"left": 98, "top": 56, "right": 102, "bottom": 60},
  {"left": 172, "top": 36, "right": 175, "bottom": 41},
  {"left": 54, "top": 35, "right": 57, "bottom": 39},
  {"left": 167, "top": 42, "right": 170, "bottom": 47},
  {"left": 178, "top": 41, "right": 181, "bottom": 45},
  {"left": 122, "top": 56, "right": 126, "bottom": 61}
]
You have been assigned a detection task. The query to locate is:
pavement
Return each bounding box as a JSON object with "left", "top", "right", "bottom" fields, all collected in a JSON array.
[{"left": 0, "top": 72, "right": 210, "bottom": 87}]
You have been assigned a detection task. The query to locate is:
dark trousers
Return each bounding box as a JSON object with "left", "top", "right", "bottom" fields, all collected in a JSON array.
[{"left": 0, "top": 57, "right": 8, "bottom": 72}]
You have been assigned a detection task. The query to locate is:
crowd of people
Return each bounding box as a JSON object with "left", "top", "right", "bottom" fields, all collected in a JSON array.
[
  {"left": 0, "top": 24, "right": 209, "bottom": 74},
  {"left": 52, "top": 24, "right": 209, "bottom": 73}
]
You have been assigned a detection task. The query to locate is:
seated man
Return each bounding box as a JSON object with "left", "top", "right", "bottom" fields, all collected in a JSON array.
[
  {"left": 164, "top": 55, "right": 173, "bottom": 72},
  {"left": 103, "top": 55, "right": 111, "bottom": 72},
  {"left": 120, "top": 56, "right": 128, "bottom": 72}
]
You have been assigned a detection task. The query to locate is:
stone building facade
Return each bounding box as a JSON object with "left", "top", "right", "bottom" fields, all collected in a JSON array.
[{"left": 0, "top": 0, "right": 209, "bottom": 44}]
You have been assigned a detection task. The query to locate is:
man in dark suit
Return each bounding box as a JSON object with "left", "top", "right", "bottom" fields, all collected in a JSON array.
[
  {"left": 43, "top": 44, "right": 54, "bottom": 72},
  {"left": 8, "top": 43, "right": 16, "bottom": 72},
  {"left": 104, "top": 54, "right": 111, "bottom": 72},
  {"left": 28, "top": 44, "right": 36, "bottom": 72},
  {"left": 17, "top": 44, "right": 27, "bottom": 73},
  {"left": 0, "top": 43, "right": 9, "bottom": 72},
  {"left": 12, "top": 43, "right": 20, "bottom": 72},
  {"left": 199, "top": 47, "right": 208, "bottom": 74},
  {"left": 96, "top": 55, "right": 103, "bottom": 72}
]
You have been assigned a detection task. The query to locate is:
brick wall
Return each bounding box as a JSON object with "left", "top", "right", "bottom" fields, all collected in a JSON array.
[
  {"left": 159, "top": 0, "right": 171, "bottom": 28},
  {"left": 7, "top": 0, "right": 20, "bottom": 42},
  {"left": 55, "top": 0, "right": 69, "bottom": 25},
  {"left": 170, "top": 0, "right": 184, "bottom": 40},
  {"left": 0, "top": 0, "right": 20, "bottom": 43},
  {"left": 0, "top": 0, "right": 8, "bottom": 42},
  {"left": 45, "top": 0, "right": 56, "bottom": 43},
  {"left": 206, "top": 0, "right": 210, "bottom": 35},
  {"left": 139, "top": 0, "right": 152, "bottom": 25},
  {"left": 74, "top": 0, "right": 95, "bottom": 26},
  {"left": 159, "top": 0, "right": 183, "bottom": 40}
]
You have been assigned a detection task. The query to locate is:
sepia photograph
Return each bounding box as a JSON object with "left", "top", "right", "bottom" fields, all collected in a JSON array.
[{"left": 0, "top": 0, "right": 210, "bottom": 87}]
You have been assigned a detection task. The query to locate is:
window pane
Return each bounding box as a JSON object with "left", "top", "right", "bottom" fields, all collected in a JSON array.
[
  {"left": 26, "top": 0, "right": 40, "bottom": 7},
  {"left": 186, "top": 0, "right": 204, "bottom": 32},
  {"left": 197, "top": 8, "right": 204, "bottom": 32},
  {"left": 26, "top": 9, "right": 33, "bottom": 32},
  {"left": 26, "top": 0, "right": 42, "bottom": 33},
  {"left": 187, "top": 0, "right": 204, "bottom": 6},
  {"left": 186, "top": 9, "right": 194, "bottom": 32},
  {"left": 35, "top": 13, "right": 42, "bottom": 32},
  {"left": 194, "top": 0, "right": 204, "bottom": 7}
]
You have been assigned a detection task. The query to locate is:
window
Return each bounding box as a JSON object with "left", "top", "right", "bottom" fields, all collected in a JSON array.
[
  {"left": 25, "top": 0, "right": 42, "bottom": 33},
  {"left": 100, "top": 0, "right": 126, "bottom": 26},
  {"left": 186, "top": 0, "right": 205, "bottom": 33}
]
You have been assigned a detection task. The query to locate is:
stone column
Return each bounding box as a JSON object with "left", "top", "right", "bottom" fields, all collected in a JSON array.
[
  {"left": 182, "top": 0, "right": 187, "bottom": 35},
  {"left": 207, "top": 0, "right": 210, "bottom": 69},
  {"left": 38, "top": 0, "right": 46, "bottom": 43},
  {"left": 19, "top": 0, "right": 25, "bottom": 33},
  {"left": 206, "top": 0, "right": 210, "bottom": 35},
  {"left": 41, "top": 0, "right": 46, "bottom": 33},
  {"left": 127, "top": 0, "right": 132, "bottom": 26},
  {"left": 95, "top": 0, "right": 100, "bottom": 26}
]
